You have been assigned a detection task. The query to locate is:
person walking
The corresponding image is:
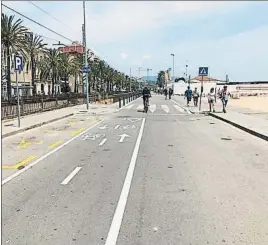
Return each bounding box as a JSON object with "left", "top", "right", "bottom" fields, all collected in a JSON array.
[
  {"left": 192, "top": 87, "right": 199, "bottom": 107},
  {"left": 208, "top": 87, "right": 216, "bottom": 112},
  {"left": 184, "top": 86, "right": 192, "bottom": 106},
  {"left": 164, "top": 88, "right": 168, "bottom": 100},
  {"left": 168, "top": 88, "right": 173, "bottom": 99},
  {"left": 220, "top": 85, "right": 231, "bottom": 113}
]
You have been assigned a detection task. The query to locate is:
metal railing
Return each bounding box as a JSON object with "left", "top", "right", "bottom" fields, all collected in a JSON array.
[{"left": 1, "top": 91, "right": 142, "bottom": 120}]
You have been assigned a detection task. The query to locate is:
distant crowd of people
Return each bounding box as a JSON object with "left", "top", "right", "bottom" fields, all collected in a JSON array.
[{"left": 184, "top": 85, "right": 231, "bottom": 113}]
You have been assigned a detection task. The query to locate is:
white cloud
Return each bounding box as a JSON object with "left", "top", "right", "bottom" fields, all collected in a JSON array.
[
  {"left": 142, "top": 55, "right": 151, "bottom": 60},
  {"left": 120, "top": 52, "right": 128, "bottom": 60}
]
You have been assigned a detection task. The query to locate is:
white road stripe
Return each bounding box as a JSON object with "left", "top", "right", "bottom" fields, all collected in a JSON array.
[
  {"left": 161, "top": 105, "right": 169, "bottom": 113},
  {"left": 105, "top": 118, "right": 146, "bottom": 245},
  {"left": 149, "top": 104, "right": 156, "bottom": 113},
  {"left": 173, "top": 104, "right": 184, "bottom": 113},
  {"left": 136, "top": 105, "right": 144, "bottom": 110},
  {"left": 2, "top": 119, "right": 106, "bottom": 185},
  {"left": 61, "top": 167, "right": 82, "bottom": 185},
  {"left": 99, "top": 138, "right": 107, "bottom": 146}
]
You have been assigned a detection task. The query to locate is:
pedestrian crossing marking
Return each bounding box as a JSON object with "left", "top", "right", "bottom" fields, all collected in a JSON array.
[
  {"left": 136, "top": 105, "right": 144, "bottom": 110},
  {"left": 173, "top": 105, "right": 184, "bottom": 113},
  {"left": 161, "top": 105, "right": 169, "bottom": 113},
  {"left": 149, "top": 104, "right": 156, "bottom": 113},
  {"left": 125, "top": 104, "right": 135, "bottom": 109}
]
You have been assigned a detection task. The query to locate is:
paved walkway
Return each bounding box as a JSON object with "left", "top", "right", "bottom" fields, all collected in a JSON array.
[
  {"left": 2, "top": 103, "right": 120, "bottom": 138},
  {"left": 172, "top": 95, "right": 268, "bottom": 141}
]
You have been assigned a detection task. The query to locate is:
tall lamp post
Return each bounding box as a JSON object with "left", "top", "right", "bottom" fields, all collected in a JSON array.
[
  {"left": 170, "top": 53, "right": 175, "bottom": 84},
  {"left": 83, "top": 0, "right": 89, "bottom": 109},
  {"left": 185, "top": 60, "right": 188, "bottom": 84}
]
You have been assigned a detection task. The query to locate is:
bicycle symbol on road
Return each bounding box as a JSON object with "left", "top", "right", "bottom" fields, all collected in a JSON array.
[{"left": 82, "top": 133, "right": 106, "bottom": 141}]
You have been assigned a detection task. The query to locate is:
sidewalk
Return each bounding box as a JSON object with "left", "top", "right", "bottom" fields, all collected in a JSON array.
[
  {"left": 173, "top": 95, "right": 268, "bottom": 142},
  {"left": 2, "top": 102, "right": 120, "bottom": 138}
]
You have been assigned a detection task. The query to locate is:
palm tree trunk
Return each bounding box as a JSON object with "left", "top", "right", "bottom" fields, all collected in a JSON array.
[
  {"left": 52, "top": 69, "right": 55, "bottom": 95},
  {"left": 6, "top": 47, "right": 11, "bottom": 101},
  {"left": 31, "top": 55, "right": 36, "bottom": 95}
]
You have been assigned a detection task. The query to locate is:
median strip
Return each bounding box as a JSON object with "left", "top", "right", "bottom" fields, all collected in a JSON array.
[
  {"left": 2, "top": 156, "right": 37, "bottom": 169},
  {"left": 48, "top": 140, "right": 63, "bottom": 149}
]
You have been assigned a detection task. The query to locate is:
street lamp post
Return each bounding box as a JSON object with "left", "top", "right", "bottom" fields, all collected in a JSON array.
[
  {"left": 171, "top": 53, "right": 175, "bottom": 84},
  {"left": 83, "top": 0, "right": 89, "bottom": 109},
  {"left": 185, "top": 60, "right": 188, "bottom": 84}
]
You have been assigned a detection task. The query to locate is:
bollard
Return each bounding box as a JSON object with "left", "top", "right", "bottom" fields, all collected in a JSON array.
[
  {"left": 119, "top": 97, "right": 121, "bottom": 108},
  {"left": 123, "top": 96, "right": 125, "bottom": 106}
]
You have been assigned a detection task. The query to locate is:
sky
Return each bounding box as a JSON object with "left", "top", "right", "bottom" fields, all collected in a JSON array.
[{"left": 2, "top": 1, "right": 268, "bottom": 81}]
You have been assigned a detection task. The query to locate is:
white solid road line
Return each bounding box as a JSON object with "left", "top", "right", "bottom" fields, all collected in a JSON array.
[
  {"left": 173, "top": 104, "right": 184, "bottom": 113},
  {"left": 105, "top": 118, "right": 146, "bottom": 245},
  {"left": 2, "top": 118, "right": 106, "bottom": 186},
  {"left": 99, "top": 138, "right": 107, "bottom": 146},
  {"left": 61, "top": 167, "right": 82, "bottom": 185},
  {"left": 161, "top": 105, "right": 169, "bottom": 113}
]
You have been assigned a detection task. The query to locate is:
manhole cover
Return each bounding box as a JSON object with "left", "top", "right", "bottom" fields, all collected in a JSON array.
[
  {"left": 18, "top": 165, "right": 25, "bottom": 170},
  {"left": 210, "top": 122, "right": 216, "bottom": 124},
  {"left": 221, "top": 137, "right": 232, "bottom": 141}
]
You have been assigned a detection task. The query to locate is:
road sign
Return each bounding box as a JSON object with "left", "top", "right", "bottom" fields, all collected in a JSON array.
[
  {"left": 14, "top": 55, "right": 23, "bottom": 72},
  {"left": 198, "top": 67, "right": 208, "bottom": 77},
  {"left": 82, "top": 66, "right": 91, "bottom": 73}
]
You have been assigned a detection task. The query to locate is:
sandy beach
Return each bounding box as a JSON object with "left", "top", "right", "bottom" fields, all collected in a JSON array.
[{"left": 230, "top": 96, "right": 268, "bottom": 113}]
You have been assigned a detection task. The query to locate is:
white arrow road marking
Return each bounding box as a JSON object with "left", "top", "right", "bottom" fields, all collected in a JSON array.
[
  {"left": 61, "top": 167, "right": 82, "bottom": 185},
  {"left": 99, "top": 138, "right": 107, "bottom": 146},
  {"left": 149, "top": 104, "right": 156, "bottom": 113},
  {"left": 125, "top": 104, "right": 135, "bottom": 109},
  {"left": 99, "top": 125, "right": 108, "bottom": 130},
  {"left": 173, "top": 105, "right": 184, "bottom": 113},
  {"left": 121, "top": 125, "right": 136, "bottom": 130},
  {"left": 127, "top": 118, "right": 142, "bottom": 123},
  {"left": 161, "top": 105, "right": 169, "bottom": 113},
  {"left": 105, "top": 118, "right": 146, "bottom": 245},
  {"left": 136, "top": 105, "right": 144, "bottom": 110},
  {"left": 114, "top": 125, "right": 120, "bottom": 130},
  {"left": 118, "top": 133, "right": 130, "bottom": 143}
]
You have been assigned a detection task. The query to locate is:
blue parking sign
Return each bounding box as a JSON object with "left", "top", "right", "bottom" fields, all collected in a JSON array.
[{"left": 14, "top": 55, "right": 23, "bottom": 72}]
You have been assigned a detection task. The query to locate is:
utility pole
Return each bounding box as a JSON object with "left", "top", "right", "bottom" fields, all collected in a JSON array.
[
  {"left": 82, "top": 24, "right": 85, "bottom": 96},
  {"left": 83, "top": 0, "right": 89, "bottom": 109},
  {"left": 185, "top": 60, "right": 188, "bottom": 84}
]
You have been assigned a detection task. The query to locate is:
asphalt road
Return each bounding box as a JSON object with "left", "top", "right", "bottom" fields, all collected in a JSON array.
[{"left": 2, "top": 95, "right": 268, "bottom": 245}]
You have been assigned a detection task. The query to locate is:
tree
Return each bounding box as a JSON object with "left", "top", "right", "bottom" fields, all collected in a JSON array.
[
  {"left": 1, "top": 14, "right": 28, "bottom": 100},
  {"left": 157, "top": 70, "right": 165, "bottom": 88},
  {"left": 40, "top": 48, "right": 61, "bottom": 95},
  {"left": 25, "top": 33, "right": 47, "bottom": 95}
]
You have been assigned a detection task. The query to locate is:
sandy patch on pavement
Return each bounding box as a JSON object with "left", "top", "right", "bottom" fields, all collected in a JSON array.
[{"left": 230, "top": 96, "right": 268, "bottom": 113}]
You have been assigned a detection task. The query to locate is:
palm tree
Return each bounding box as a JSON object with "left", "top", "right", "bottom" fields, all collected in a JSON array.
[
  {"left": 24, "top": 33, "right": 47, "bottom": 95},
  {"left": 157, "top": 70, "right": 165, "bottom": 88},
  {"left": 41, "top": 48, "right": 61, "bottom": 95},
  {"left": 1, "top": 14, "right": 28, "bottom": 100}
]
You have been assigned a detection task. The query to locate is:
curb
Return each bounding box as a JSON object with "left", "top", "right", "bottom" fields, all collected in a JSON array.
[
  {"left": 209, "top": 112, "right": 268, "bottom": 142},
  {"left": 2, "top": 113, "right": 74, "bottom": 139}
]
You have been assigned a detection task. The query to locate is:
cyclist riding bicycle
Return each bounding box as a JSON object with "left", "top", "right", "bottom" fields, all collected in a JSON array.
[{"left": 142, "top": 86, "right": 151, "bottom": 107}]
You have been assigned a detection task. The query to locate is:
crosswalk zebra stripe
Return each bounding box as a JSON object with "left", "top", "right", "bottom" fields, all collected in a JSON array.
[
  {"left": 125, "top": 104, "right": 135, "bottom": 109},
  {"left": 136, "top": 105, "right": 144, "bottom": 110},
  {"left": 161, "top": 105, "right": 169, "bottom": 113},
  {"left": 173, "top": 105, "right": 184, "bottom": 113},
  {"left": 149, "top": 104, "right": 156, "bottom": 113}
]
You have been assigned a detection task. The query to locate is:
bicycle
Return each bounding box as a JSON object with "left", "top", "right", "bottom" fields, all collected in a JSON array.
[{"left": 144, "top": 96, "right": 149, "bottom": 113}]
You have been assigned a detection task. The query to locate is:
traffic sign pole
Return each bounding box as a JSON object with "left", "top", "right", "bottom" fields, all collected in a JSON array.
[
  {"left": 199, "top": 75, "right": 203, "bottom": 112},
  {"left": 16, "top": 71, "right": 21, "bottom": 127}
]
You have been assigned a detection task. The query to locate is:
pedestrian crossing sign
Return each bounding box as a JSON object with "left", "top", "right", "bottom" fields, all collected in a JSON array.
[{"left": 198, "top": 67, "right": 208, "bottom": 76}]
